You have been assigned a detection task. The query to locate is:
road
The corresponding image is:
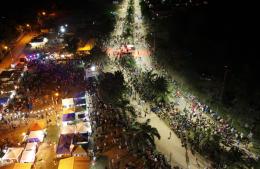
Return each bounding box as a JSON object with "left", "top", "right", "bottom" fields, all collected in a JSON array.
[
  {"left": 104, "top": 0, "right": 210, "bottom": 168},
  {"left": 0, "top": 32, "right": 37, "bottom": 72}
]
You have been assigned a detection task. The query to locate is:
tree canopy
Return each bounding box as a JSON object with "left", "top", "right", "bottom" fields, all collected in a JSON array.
[{"left": 98, "top": 71, "right": 127, "bottom": 106}]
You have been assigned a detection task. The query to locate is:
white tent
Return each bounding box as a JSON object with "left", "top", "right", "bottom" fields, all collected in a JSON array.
[
  {"left": 27, "top": 130, "right": 44, "bottom": 142},
  {"left": 2, "top": 147, "right": 24, "bottom": 162},
  {"left": 61, "top": 125, "right": 76, "bottom": 134},
  {"left": 25, "top": 142, "right": 37, "bottom": 151},
  {"left": 62, "top": 98, "right": 74, "bottom": 108},
  {"left": 76, "top": 122, "right": 92, "bottom": 134},
  {"left": 20, "top": 150, "right": 36, "bottom": 163}
]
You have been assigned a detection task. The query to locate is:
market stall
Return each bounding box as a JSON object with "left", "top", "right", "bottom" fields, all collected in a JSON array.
[
  {"left": 58, "top": 157, "right": 90, "bottom": 169},
  {"left": 19, "top": 150, "right": 35, "bottom": 163},
  {"left": 27, "top": 130, "right": 44, "bottom": 142},
  {"left": 2, "top": 148, "right": 24, "bottom": 162}
]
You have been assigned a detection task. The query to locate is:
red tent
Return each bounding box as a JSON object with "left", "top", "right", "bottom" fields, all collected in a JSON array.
[{"left": 29, "top": 122, "right": 45, "bottom": 131}]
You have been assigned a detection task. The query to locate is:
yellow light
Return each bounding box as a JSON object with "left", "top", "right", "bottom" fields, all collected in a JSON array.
[
  {"left": 42, "top": 11, "right": 46, "bottom": 16},
  {"left": 26, "top": 24, "right": 30, "bottom": 27},
  {"left": 54, "top": 92, "right": 59, "bottom": 97},
  {"left": 4, "top": 46, "right": 8, "bottom": 50}
]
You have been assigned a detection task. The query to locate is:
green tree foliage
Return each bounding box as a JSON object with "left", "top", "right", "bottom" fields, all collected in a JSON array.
[
  {"left": 124, "top": 120, "right": 160, "bottom": 153},
  {"left": 98, "top": 71, "right": 127, "bottom": 106},
  {"left": 64, "top": 36, "right": 79, "bottom": 53},
  {"left": 135, "top": 71, "right": 170, "bottom": 103},
  {"left": 119, "top": 54, "right": 136, "bottom": 70}
]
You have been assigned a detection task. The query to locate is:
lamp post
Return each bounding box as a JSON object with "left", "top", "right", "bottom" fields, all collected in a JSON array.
[
  {"left": 3, "top": 46, "right": 14, "bottom": 62},
  {"left": 26, "top": 24, "right": 32, "bottom": 32}
]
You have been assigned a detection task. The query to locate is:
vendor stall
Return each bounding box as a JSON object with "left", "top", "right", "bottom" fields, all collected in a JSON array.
[
  {"left": 2, "top": 148, "right": 24, "bottom": 162},
  {"left": 27, "top": 130, "right": 44, "bottom": 142}
]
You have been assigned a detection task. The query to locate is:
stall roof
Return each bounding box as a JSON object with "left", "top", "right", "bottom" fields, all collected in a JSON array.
[
  {"left": 72, "top": 146, "right": 87, "bottom": 156},
  {"left": 29, "top": 122, "right": 45, "bottom": 131},
  {"left": 56, "top": 134, "right": 74, "bottom": 155},
  {"left": 58, "top": 157, "right": 90, "bottom": 169},
  {"left": 25, "top": 142, "right": 37, "bottom": 151},
  {"left": 76, "top": 122, "right": 91, "bottom": 134},
  {"left": 20, "top": 150, "right": 35, "bottom": 163},
  {"left": 0, "top": 163, "right": 32, "bottom": 169},
  {"left": 27, "top": 130, "right": 44, "bottom": 142},
  {"left": 62, "top": 113, "right": 75, "bottom": 122},
  {"left": 62, "top": 98, "right": 74, "bottom": 108},
  {"left": 63, "top": 107, "right": 75, "bottom": 115},
  {"left": 2, "top": 147, "right": 24, "bottom": 161},
  {"left": 61, "top": 125, "right": 76, "bottom": 135}
]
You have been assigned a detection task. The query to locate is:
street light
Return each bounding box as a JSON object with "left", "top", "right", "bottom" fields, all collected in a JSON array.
[
  {"left": 60, "top": 26, "right": 66, "bottom": 33},
  {"left": 26, "top": 24, "right": 32, "bottom": 31},
  {"left": 3, "top": 45, "right": 14, "bottom": 61},
  {"left": 90, "top": 65, "right": 96, "bottom": 72}
]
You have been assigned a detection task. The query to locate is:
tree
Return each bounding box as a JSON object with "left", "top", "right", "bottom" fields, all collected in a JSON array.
[
  {"left": 152, "top": 76, "right": 170, "bottom": 103},
  {"left": 119, "top": 54, "right": 136, "bottom": 70},
  {"left": 136, "top": 71, "right": 170, "bottom": 104},
  {"left": 98, "top": 71, "right": 127, "bottom": 106},
  {"left": 124, "top": 120, "right": 160, "bottom": 153},
  {"left": 65, "top": 37, "right": 79, "bottom": 53}
]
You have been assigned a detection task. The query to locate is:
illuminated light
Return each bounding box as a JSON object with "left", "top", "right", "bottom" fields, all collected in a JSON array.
[
  {"left": 43, "top": 38, "right": 48, "bottom": 42},
  {"left": 54, "top": 92, "right": 59, "bottom": 97},
  {"left": 65, "top": 24, "right": 68, "bottom": 27},
  {"left": 26, "top": 24, "right": 30, "bottom": 27},
  {"left": 60, "top": 26, "right": 66, "bottom": 33},
  {"left": 61, "top": 54, "right": 65, "bottom": 58},
  {"left": 4, "top": 46, "right": 8, "bottom": 50},
  {"left": 42, "top": 11, "right": 46, "bottom": 16},
  {"left": 90, "top": 65, "right": 96, "bottom": 71}
]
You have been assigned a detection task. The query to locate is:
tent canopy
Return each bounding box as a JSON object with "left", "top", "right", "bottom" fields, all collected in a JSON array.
[
  {"left": 20, "top": 150, "right": 35, "bottom": 163},
  {"left": 25, "top": 142, "right": 37, "bottom": 151},
  {"left": 63, "top": 107, "right": 76, "bottom": 115},
  {"left": 27, "top": 130, "right": 44, "bottom": 142},
  {"left": 29, "top": 122, "right": 45, "bottom": 131},
  {"left": 56, "top": 134, "right": 74, "bottom": 155},
  {"left": 62, "top": 113, "right": 75, "bottom": 122},
  {"left": 61, "top": 125, "right": 76, "bottom": 135},
  {"left": 72, "top": 146, "right": 87, "bottom": 156},
  {"left": 76, "top": 122, "right": 91, "bottom": 134},
  {"left": 58, "top": 157, "right": 90, "bottom": 169},
  {"left": 2, "top": 148, "right": 24, "bottom": 161},
  {"left": 0, "top": 163, "right": 32, "bottom": 169},
  {"left": 62, "top": 98, "right": 74, "bottom": 108}
]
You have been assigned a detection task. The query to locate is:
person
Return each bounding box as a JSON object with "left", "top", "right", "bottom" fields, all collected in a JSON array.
[{"left": 168, "top": 132, "right": 171, "bottom": 139}]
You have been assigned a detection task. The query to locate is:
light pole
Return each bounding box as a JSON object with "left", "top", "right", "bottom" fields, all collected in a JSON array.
[
  {"left": 3, "top": 46, "right": 14, "bottom": 62},
  {"left": 26, "top": 24, "right": 32, "bottom": 32}
]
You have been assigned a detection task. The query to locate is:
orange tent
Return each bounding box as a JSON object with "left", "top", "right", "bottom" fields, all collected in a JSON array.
[
  {"left": 0, "top": 163, "right": 32, "bottom": 169},
  {"left": 58, "top": 157, "right": 90, "bottom": 169},
  {"left": 77, "top": 39, "right": 95, "bottom": 52},
  {"left": 29, "top": 122, "right": 45, "bottom": 131}
]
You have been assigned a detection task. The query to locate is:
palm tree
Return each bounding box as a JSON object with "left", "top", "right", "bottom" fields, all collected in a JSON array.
[
  {"left": 152, "top": 76, "right": 170, "bottom": 103},
  {"left": 98, "top": 71, "right": 126, "bottom": 106},
  {"left": 124, "top": 120, "right": 160, "bottom": 154}
]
